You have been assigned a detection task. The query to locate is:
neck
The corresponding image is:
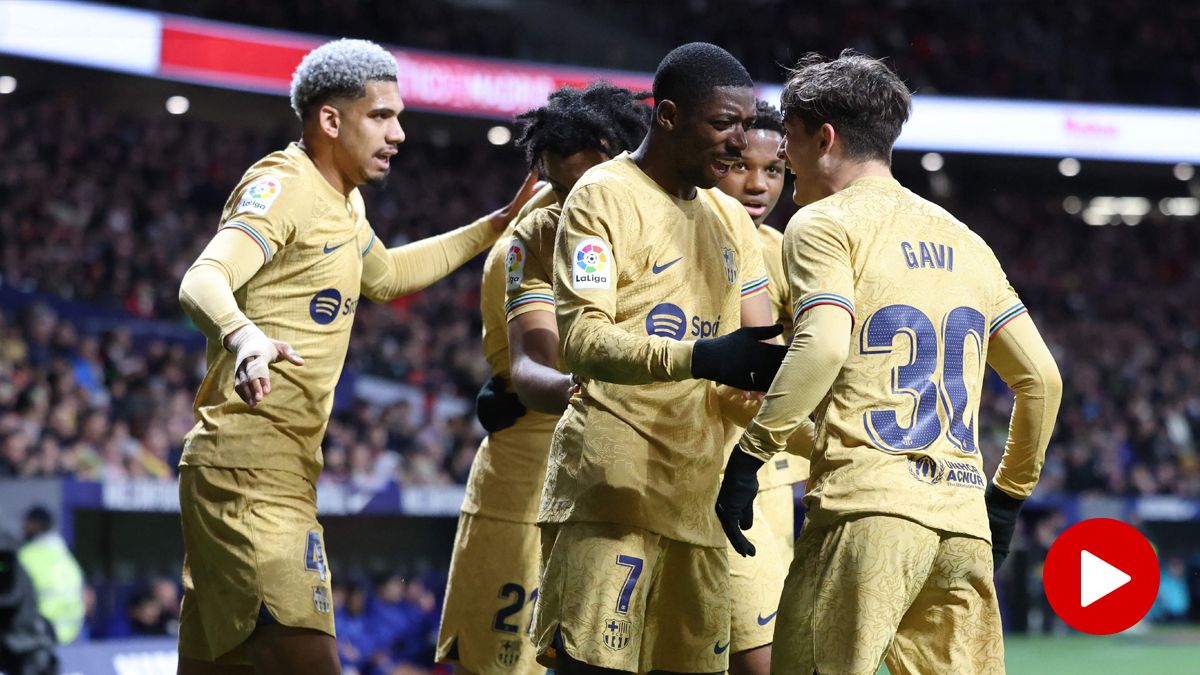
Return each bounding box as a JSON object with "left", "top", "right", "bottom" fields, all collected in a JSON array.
[
  {"left": 630, "top": 133, "right": 697, "bottom": 200},
  {"left": 823, "top": 157, "right": 893, "bottom": 196},
  {"left": 298, "top": 135, "right": 354, "bottom": 197}
]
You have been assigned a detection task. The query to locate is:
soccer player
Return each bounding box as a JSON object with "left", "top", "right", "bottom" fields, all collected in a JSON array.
[
  {"left": 716, "top": 51, "right": 1063, "bottom": 675},
  {"left": 714, "top": 100, "right": 808, "bottom": 675},
  {"left": 436, "top": 81, "right": 650, "bottom": 675},
  {"left": 176, "top": 39, "right": 538, "bottom": 675},
  {"left": 532, "top": 43, "right": 788, "bottom": 675}
]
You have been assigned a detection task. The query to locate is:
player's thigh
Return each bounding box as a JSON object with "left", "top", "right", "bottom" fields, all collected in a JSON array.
[
  {"left": 532, "top": 521, "right": 662, "bottom": 673},
  {"left": 244, "top": 623, "right": 340, "bottom": 675},
  {"left": 772, "top": 515, "right": 939, "bottom": 675},
  {"left": 641, "top": 538, "right": 730, "bottom": 674},
  {"left": 886, "top": 533, "right": 1005, "bottom": 675},
  {"left": 727, "top": 485, "right": 791, "bottom": 654},
  {"left": 437, "top": 512, "right": 543, "bottom": 675}
]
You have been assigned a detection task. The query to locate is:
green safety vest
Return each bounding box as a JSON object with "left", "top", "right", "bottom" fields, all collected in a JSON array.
[{"left": 18, "top": 534, "right": 85, "bottom": 644}]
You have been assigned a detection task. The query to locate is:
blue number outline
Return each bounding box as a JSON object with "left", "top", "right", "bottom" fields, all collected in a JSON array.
[
  {"left": 861, "top": 304, "right": 941, "bottom": 452},
  {"left": 615, "top": 555, "right": 643, "bottom": 615},
  {"left": 492, "top": 583, "right": 525, "bottom": 634},
  {"left": 940, "top": 307, "right": 986, "bottom": 454},
  {"left": 304, "top": 531, "right": 328, "bottom": 582}
]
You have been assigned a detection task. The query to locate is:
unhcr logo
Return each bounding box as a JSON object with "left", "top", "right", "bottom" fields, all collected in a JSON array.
[
  {"left": 907, "top": 455, "right": 943, "bottom": 485},
  {"left": 309, "top": 288, "right": 342, "bottom": 325}
]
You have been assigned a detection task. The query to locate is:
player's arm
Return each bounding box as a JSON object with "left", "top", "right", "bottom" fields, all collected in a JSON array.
[
  {"left": 717, "top": 209, "right": 853, "bottom": 556},
  {"left": 359, "top": 173, "right": 540, "bottom": 302},
  {"left": 556, "top": 184, "right": 784, "bottom": 388},
  {"left": 178, "top": 216, "right": 302, "bottom": 407},
  {"left": 508, "top": 311, "right": 572, "bottom": 414},
  {"left": 983, "top": 304, "right": 1062, "bottom": 569}
]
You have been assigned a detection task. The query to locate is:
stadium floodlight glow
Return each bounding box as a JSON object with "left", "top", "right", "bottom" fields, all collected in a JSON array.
[
  {"left": 1063, "top": 196, "right": 1082, "bottom": 215},
  {"left": 0, "top": 75, "right": 15, "bottom": 94},
  {"left": 920, "top": 152, "right": 944, "bottom": 172},
  {"left": 1160, "top": 197, "right": 1200, "bottom": 217},
  {"left": 486, "top": 125, "right": 511, "bottom": 146},
  {"left": 165, "top": 95, "right": 189, "bottom": 115},
  {"left": 1058, "top": 158, "right": 1081, "bottom": 177},
  {"left": 1174, "top": 163, "right": 1195, "bottom": 181}
]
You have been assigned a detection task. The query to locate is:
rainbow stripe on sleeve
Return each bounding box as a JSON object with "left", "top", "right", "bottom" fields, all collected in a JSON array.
[
  {"left": 224, "top": 221, "right": 271, "bottom": 263},
  {"left": 792, "top": 292, "right": 855, "bottom": 324},
  {"left": 740, "top": 276, "right": 769, "bottom": 298},
  {"left": 504, "top": 291, "right": 555, "bottom": 317},
  {"left": 989, "top": 302, "right": 1028, "bottom": 337}
]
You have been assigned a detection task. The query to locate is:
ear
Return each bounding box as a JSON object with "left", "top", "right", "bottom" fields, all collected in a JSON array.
[
  {"left": 318, "top": 104, "right": 341, "bottom": 139},
  {"left": 817, "top": 122, "right": 836, "bottom": 158},
  {"left": 655, "top": 99, "right": 677, "bottom": 132}
]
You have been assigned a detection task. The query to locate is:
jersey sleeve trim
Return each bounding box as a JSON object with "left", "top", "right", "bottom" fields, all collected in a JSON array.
[
  {"left": 360, "top": 232, "right": 377, "bottom": 257},
  {"left": 504, "top": 291, "right": 555, "bottom": 318},
  {"left": 793, "top": 293, "right": 855, "bottom": 326},
  {"left": 223, "top": 221, "right": 271, "bottom": 263},
  {"left": 989, "top": 302, "right": 1028, "bottom": 338},
  {"left": 740, "top": 275, "right": 770, "bottom": 298}
]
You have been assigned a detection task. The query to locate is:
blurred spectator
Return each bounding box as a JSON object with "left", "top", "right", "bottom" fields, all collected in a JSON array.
[
  {"left": 1152, "top": 556, "right": 1192, "bottom": 622},
  {"left": 0, "top": 528, "right": 59, "bottom": 674},
  {"left": 17, "top": 505, "right": 85, "bottom": 645}
]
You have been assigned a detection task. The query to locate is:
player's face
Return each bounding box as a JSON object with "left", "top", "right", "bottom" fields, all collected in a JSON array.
[
  {"left": 675, "top": 86, "right": 757, "bottom": 190},
  {"left": 540, "top": 148, "right": 609, "bottom": 204},
  {"left": 781, "top": 114, "right": 825, "bottom": 206},
  {"left": 717, "top": 129, "right": 785, "bottom": 225},
  {"left": 337, "top": 79, "right": 405, "bottom": 189}
]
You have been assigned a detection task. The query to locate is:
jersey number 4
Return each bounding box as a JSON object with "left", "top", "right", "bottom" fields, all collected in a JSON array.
[{"left": 861, "top": 304, "right": 985, "bottom": 454}]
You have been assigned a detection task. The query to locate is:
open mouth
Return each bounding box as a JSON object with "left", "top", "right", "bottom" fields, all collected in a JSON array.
[
  {"left": 742, "top": 203, "right": 767, "bottom": 218},
  {"left": 374, "top": 150, "right": 396, "bottom": 171}
]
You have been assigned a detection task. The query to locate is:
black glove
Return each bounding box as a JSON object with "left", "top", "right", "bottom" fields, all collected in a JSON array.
[
  {"left": 985, "top": 482, "right": 1024, "bottom": 572},
  {"left": 715, "top": 446, "right": 764, "bottom": 557},
  {"left": 475, "top": 375, "right": 527, "bottom": 434},
  {"left": 691, "top": 324, "right": 787, "bottom": 392}
]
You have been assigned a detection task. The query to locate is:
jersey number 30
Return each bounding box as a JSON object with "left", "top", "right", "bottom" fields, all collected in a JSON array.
[{"left": 860, "top": 304, "right": 985, "bottom": 454}]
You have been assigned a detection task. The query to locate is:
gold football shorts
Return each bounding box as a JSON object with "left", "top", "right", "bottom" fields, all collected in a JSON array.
[
  {"left": 533, "top": 521, "right": 730, "bottom": 673},
  {"left": 773, "top": 514, "right": 1004, "bottom": 675},
  {"left": 436, "top": 512, "right": 543, "bottom": 675},
  {"left": 178, "top": 465, "right": 334, "bottom": 664},
  {"left": 727, "top": 483, "right": 794, "bottom": 652}
]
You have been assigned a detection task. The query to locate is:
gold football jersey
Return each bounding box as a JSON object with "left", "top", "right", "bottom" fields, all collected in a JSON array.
[
  {"left": 181, "top": 143, "right": 376, "bottom": 483},
  {"left": 750, "top": 176, "right": 1027, "bottom": 541},
  {"left": 463, "top": 189, "right": 561, "bottom": 522},
  {"left": 541, "top": 153, "right": 769, "bottom": 548},
  {"left": 504, "top": 204, "right": 561, "bottom": 322}
]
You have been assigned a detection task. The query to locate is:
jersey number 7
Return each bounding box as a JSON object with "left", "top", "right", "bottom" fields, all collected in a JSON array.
[{"left": 860, "top": 304, "right": 985, "bottom": 454}]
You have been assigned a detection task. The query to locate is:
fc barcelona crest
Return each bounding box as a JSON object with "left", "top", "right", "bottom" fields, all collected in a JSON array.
[
  {"left": 496, "top": 639, "right": 520, "bottom": 668},
  {"left": 602, "top": 617, "right": 631, "bottom": 651},
  {"left": 721, "top": 247, "right": 737, "bottom": 285},
  {"left": 312, "top": 586, "right": 331, "bottom": 614}
]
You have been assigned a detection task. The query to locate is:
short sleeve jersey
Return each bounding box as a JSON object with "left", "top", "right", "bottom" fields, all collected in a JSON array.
[
  {"left": 181, "top": 143, "right": 374, "bottom": 483},
  {"left": 462, "top": 188, "right": 561, "bottom": 521},
  {"left": 540, "top": 153, "right": 769, "bottom": 548},
  {"left": 784, "top": 176, "right": 1025, "bottom": 540}
]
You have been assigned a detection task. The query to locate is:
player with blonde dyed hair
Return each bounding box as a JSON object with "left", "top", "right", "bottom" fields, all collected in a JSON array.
[
  {"left": 175, "top": 39, "right": 537, "bottom": 675},
  {"left": 716, "top": 50, "right": 1062, "bottom": 674}
]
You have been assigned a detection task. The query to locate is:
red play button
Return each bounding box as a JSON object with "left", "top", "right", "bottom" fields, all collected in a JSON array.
[{"left": 1042, "top": 518, "right": 1160, "bottom": 635}]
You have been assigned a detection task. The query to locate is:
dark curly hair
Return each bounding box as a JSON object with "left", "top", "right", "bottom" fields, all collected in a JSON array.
[
  {"left": 750, "top": 99, "right": 784, "bottom": 135},
  {"left": 513, "top": 81, "right": 652, "bottom": 170}
]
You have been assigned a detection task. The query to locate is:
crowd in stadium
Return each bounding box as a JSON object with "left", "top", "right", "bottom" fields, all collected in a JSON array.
[
  {"left": 3, "top": 95, "right": 1198, "bottom": 502},
  {"left": 112, "top": 0, "right": 1200, "bottom": 106}
]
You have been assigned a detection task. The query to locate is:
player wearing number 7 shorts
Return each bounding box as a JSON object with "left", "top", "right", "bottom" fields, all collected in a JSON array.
[{"left": 716, "top": 51, "right": 1063, "bottom": 675}]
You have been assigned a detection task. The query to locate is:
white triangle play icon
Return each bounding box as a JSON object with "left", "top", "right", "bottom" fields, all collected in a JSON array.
[{"left": 1080, "top": 550, "right": 1131, "bottom": 607}]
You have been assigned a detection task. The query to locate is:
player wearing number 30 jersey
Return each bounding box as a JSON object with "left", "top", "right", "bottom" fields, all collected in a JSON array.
[{"left": 716, "top": 51, "right": 1062, "bottom": 675}]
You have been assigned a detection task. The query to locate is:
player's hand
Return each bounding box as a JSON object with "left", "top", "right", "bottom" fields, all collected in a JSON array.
[
  {"left": 985, "top": 481, "right": 1024, "bottom": 572},
  {"left": 226, "top": 324, "right": 304, "bottom": 408},
  {"left": 486, "top": 171, "right": 544, "bottom": 233},
  {"left": 716, "top": 446, "right": 764, "bottom": 557},
  {"left": 691, "top": 324, "right": 787, "bottom": 391},
  {"left": 476, "top": 375, "right": 527, "bottom": 433}
]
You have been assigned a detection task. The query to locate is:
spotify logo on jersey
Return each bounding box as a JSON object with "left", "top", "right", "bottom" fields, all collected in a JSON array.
[
  {"left": 309, "top": 288, "right": 342, "bottom": 325},
  {"left": 645, "top": 303, "right": 687, "bottom": 340}
]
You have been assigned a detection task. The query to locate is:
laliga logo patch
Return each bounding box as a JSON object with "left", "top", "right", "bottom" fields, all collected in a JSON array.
[
  {"left": 572, "top": 238, "right": 611, "bottom": 289},
  {"left": 505, "top": 239, "right": 525, "bottom": 291},
  {"left": 237, "top": 176, "right": 282, "bottom": 215},
  {"left": 309, "top": 288, "right": 342, "bottom": 325},
  {"left": 646, "top": 303, "right": 687, "bottom": 340}
]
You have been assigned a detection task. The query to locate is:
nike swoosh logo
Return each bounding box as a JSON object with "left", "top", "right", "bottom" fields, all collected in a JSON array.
[
  {"left": 651, "top": 257, "right": 683, "bottom": 274},
  {"left": 323, "top": 240, "right": 351, "bottom": 254},
  {"left": 714, "top": 641, "right": 730, "bottom": 654},
  {"left": 757, "top": 610, "right": 778, "bottom": 626}
]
